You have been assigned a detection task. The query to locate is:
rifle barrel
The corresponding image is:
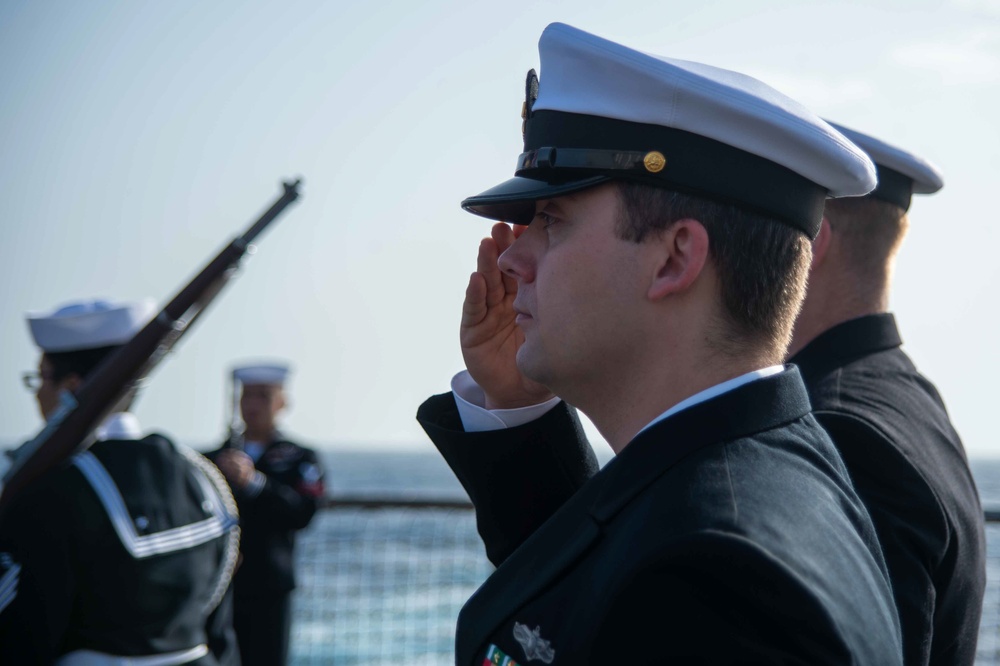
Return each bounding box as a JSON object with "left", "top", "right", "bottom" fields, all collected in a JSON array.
[{"left": 0, "top": 179, "right": 303, "bottom": 518}]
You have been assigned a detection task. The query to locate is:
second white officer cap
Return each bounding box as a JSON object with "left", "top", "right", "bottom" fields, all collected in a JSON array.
[{"left": 827, "top": 121, "right": 944, "bottom": 211}]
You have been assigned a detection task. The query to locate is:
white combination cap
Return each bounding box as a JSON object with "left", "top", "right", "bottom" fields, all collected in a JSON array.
[
  {"left": 232, "top": 361, "right": 292, "bottom": 386},
  {"left": 27, "top": 298, "right": 156, "bottom": 353},
  {"left": 462, "top": 22, "right": 877, "bottom": 239},
  {"left": 827, "top": 121, "right": 944, "bottom": 211}
]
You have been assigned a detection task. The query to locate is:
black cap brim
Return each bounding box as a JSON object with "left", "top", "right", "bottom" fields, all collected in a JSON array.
[{"left": 461, "top": 175, "right": 610, "bottom": 224}]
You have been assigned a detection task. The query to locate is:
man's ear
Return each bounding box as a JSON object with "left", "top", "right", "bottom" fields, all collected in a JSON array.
[
  {"left": 647, "top": 219, "right": 710, "bottom": 301},
  {"left": 810, "top": 217, "right": 833, "bottom": 271}
]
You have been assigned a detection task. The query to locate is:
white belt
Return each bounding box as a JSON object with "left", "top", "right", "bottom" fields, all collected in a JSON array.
[{"left": 55, "top": 644, "right": 208, "bottom": 666}]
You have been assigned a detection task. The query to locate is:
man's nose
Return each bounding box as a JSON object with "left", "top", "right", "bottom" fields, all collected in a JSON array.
[{"left": 497, "top": 230, "right": 535, "bottom": 283}]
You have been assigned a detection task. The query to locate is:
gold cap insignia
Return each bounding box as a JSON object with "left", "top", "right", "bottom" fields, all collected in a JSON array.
[
  {"left": 643, "top": 151, "right": 666, "bottom": 173},
  {"left": 522, "top": 69, "right": 539, "bottom": 138}
]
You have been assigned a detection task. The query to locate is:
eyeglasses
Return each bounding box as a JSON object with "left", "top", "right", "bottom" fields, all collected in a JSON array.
[{"left": 22, "top": 371, "right": 54, "bottom": 391}]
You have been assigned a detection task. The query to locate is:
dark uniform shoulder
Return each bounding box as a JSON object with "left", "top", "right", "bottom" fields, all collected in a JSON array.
[
  {"left": 264, "top": 436, "right": 325, "bottom": 500},
  {"left": 271, "top": 435, "right": 318, "bottom": 456}
]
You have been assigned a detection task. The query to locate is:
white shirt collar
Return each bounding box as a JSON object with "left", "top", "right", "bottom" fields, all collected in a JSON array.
[
  {"left": 634, "top": 365, "right": 784, "bottom": 439},
  {"left": 94, "top": 412, "right": 143, "bottom": 441}
]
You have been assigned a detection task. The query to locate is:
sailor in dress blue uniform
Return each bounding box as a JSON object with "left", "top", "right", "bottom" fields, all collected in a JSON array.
[
  {"left": 785, "top": 124, "right": 987, "bottom": 666},
  {"left": 205, "top": 362, "right": 324, "bottom": 666},
  {"left": 0, "top": 298, "right": 241, "bottom": 666}
]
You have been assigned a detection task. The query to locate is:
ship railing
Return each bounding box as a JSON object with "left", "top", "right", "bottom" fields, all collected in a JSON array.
[{"left": 287, "top": 499, "right": 1000, "bottom": 665}]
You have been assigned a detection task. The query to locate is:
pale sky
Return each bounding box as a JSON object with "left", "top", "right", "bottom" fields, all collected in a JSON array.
[{"left": 1, "top": 0, "right": 998, "bottom": 457}]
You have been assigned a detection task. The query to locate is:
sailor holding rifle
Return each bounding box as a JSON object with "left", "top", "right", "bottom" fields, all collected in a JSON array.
[
  {"left": 0, "top": 298, "right": 241, "bottom": 666},
  {"left": 206, "top": 361, "right": 324, "bottom": 666}
]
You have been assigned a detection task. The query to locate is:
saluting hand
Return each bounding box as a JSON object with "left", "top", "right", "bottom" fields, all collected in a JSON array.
[{"left": 460, "top": 222, "right": 555, "bottom": 409}]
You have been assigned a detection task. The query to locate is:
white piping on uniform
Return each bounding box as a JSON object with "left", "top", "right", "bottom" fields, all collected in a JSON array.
[
  {"left": 72, "top": 452, "right": 237, "bottom": 559},
  {"left": 0, "top": 562, "right": 20, "bottom": 613},
  {"left": 54, "top": 643, "right": 208, "bottom": 666}
]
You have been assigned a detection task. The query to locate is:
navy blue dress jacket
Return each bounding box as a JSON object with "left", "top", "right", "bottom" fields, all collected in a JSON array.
[
  {"left": 418, "top": 368, "right": 903, "bottom": 665},
  {"left": 790, "top": 313, "right": 986, "bottom": 666}
]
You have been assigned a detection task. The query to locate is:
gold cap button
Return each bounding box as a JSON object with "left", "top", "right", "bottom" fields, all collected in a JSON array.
[{"left": 643, "top": 151, "right": 666, "bottom": 173}]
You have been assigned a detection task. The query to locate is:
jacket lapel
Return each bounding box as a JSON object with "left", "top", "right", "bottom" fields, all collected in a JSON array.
[
  {"left": 593, "top": 368, "right": 812, "bottom": 523},
  {"left": 456, "top": 483, "right": 602, "bottom": 662},
  {"left": 454, "top": 368, "right": 813, "bottom": 662}
]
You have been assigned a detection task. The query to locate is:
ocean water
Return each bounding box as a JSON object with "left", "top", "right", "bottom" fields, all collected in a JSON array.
[
  {"left": 327, "top": 449, "right": 1000, "bottom": 502},
  {"left": 318, "top": 447, "right": 474, "bottom": 500},
  {"left": 972, "top": 457, "right": 1000, "bottom": 508}
]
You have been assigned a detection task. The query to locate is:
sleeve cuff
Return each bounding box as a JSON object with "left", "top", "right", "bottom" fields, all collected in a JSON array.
[
  {"left": 450, "top": 370, "right": 561, "bottom": 432},
  {"left": 244, "top": 471, "right": 266, "bottom": 498}
]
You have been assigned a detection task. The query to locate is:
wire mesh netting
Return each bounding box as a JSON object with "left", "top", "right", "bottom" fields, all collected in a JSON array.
[
  {"left": 287, "top": 503, "right": 1000, "bottom": 665},
  {"left": 977, "top": 523, "right": 1000, "bottom": 664},
  {"left": 290, "top": 505, "right": 493, "bottom": 665}
]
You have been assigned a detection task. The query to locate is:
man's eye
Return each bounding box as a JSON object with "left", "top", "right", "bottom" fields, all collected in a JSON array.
[{"left": 535, "top": 212, "right": 557, "bottom": 228}]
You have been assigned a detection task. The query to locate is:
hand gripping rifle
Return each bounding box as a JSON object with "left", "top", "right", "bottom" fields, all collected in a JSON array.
[{"left": 0, "top": 179, "right": 303, "bottom": 520}]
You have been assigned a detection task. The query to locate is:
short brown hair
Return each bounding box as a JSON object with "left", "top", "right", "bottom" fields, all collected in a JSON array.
[
  {"left": 823, "top": 196, "right": 909, "bottom": 288},
  {"left": 615, "top": 182, "right": 811, "bottom": 357}
]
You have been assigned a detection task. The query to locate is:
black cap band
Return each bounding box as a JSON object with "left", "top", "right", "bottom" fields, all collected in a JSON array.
[
  {"left": 867, "top": 165, "right": 913, "bottom": 211},
  {"left": 515, "top": 110, "right": 828, "bottom": 237}
]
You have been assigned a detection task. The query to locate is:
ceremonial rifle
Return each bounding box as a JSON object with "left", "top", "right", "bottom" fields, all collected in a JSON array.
[{"left": 0, "top": 179, "right": 303, "bottom": 520}]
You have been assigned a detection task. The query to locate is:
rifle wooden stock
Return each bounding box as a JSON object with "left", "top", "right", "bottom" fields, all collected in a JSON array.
[{"left": 0, "top": 179, "right": 302, "bottom": 518}]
